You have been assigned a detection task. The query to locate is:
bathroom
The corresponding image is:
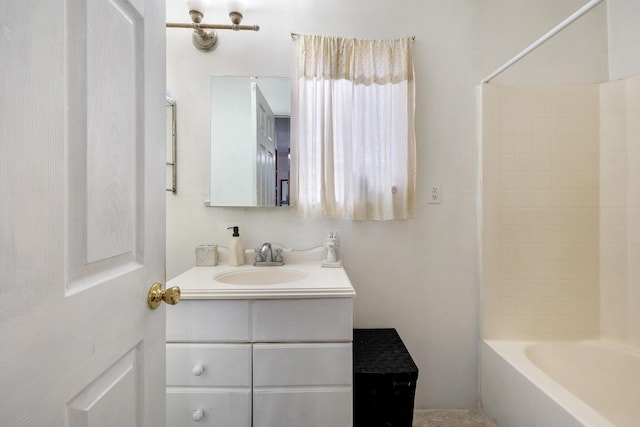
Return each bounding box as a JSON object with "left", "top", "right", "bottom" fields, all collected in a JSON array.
[
  {"left": 1, "top": 0, "right": 639, "bottom": 426},
  {"left": 166, "top": 0, "right": 639, "bottom": 423}
]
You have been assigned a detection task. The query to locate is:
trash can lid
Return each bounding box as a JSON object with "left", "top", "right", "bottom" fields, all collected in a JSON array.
[{"left": 353, "top": 328, "right": 418, "bottom": 374}]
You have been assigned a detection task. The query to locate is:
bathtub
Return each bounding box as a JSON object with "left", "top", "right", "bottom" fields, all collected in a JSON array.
[{"left": 481, "top": 340, "right": 640, "bottom": 427}]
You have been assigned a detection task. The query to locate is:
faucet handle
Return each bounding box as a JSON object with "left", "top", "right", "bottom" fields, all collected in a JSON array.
[
  {"left": 274, "top": 248, "right": 283, "bottom": 262},
  {"left": 254, "top": 248, "right": 264, "bottom": 262}
]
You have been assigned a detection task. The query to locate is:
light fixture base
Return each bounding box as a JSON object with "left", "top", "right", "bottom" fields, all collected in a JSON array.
[
  {"left": 192, "top": 29, "right": 217, "bottom": 51},
  {"left": 229, "top": 11, "right": 243, "bottom": 25},
  {"left": 166, "top": 3, "right": 257, "bottom": 52},
  {"left": 188, "top": 10, "right": 204, "bottom": 24}
]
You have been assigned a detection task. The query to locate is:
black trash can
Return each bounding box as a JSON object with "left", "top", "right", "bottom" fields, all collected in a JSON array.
[{"left": 353, "top": 328, "right": 419, "bottom": 427}]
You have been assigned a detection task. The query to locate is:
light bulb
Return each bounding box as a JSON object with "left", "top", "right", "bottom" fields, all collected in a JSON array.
[
  {"left": 186, "top": 0, "right": 210, "bottom": 13},
  {"left": 227, "top": 0, "right": 247, "bottom": 15}
]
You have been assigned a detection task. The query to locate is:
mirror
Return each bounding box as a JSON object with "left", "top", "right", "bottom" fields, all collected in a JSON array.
[{"left": 209, "top": 76, "right": 291, "bottom": 207}]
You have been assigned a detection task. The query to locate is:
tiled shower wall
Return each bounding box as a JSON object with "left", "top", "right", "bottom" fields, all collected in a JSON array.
[
  {"left": 600, "top": 75, "right": 640, "bottom": 347},
  {"left": 482, "top": 83, "right": 600, "bottom": 340},
  {"left": 483, "top": 75, "right": 640, "bottom": 343}
]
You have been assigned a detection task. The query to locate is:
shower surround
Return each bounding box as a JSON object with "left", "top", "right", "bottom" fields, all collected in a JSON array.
[
  {"left": 482, "top": 74, "right": 640, "bottom": 343},
  {"left": 599, "top": 76, "right": 640, "bottom": 345},
  {"left": 480, "top": 74, "right": 640, "bottom": 425},
  {"left": 482, "top": 82, "right": 601, "bottom": 340}
]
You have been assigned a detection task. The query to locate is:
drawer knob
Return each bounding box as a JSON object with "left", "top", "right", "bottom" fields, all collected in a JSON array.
[
  {"left": 192, "top": 364, "right": 205, "bottom": 376},
  {"left": 192, "top": 409, "right": 205, "bottom": 421}
]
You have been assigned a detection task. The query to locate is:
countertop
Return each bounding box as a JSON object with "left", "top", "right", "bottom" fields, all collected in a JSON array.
[{"left": 167, "top": 248, "right": 356, "bottom": 300}]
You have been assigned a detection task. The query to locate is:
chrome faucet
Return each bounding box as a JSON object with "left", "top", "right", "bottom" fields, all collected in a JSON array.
[
  {"left": 254, "top": 242, "right": 284, "bottom": 266},
  {"left": 260, "top": 242, "right": 273, "bottom": 262}
]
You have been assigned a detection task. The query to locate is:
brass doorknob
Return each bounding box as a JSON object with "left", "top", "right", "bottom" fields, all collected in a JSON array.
[{"left": 147, "top": 282, "right": 181, "bottom": 309}]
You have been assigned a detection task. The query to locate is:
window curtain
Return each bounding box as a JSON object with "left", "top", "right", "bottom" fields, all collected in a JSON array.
[{"left": 295, "top": 35, "right": 416, "bottom": 220}]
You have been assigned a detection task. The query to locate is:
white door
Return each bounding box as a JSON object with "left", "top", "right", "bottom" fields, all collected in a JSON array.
[
  {"left": 253, "top": 84, "right": 276, "bottom": 206},
  {"left": 0, "top": 0, "right": 167, "bottom": 426}
]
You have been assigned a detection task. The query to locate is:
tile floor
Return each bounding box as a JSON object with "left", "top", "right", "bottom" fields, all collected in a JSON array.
[{"left": 412, "top": 410, "right": 496, "bottom": 427}]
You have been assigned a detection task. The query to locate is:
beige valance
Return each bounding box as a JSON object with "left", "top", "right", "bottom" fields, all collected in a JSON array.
[{"left": 296, "top": 35, "right": 414, "bottom": 85}]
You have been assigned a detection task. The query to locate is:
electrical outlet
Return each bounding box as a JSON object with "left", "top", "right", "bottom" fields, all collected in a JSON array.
[{"left": 429, "top": 184, "right": 441, "bottom": 204}]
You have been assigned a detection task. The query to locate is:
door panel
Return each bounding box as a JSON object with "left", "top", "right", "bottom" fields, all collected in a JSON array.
[
  {"left": 254, "top": 84, "right": 276, "bottom": 206},
  {"left": 166, "top": 391, "right": 251, "bottom": 427},
  {"left": 66, "top": 0, "right": 144, "bottom": 290},
  {"left": 166, "top": 343, "right": 252, "bottom": 387},
  {"left": 253, "top": 343, "right": 352, "bottom": 387},
  {"left": 253, "top": 389, "right": 352, "bottom": 427},
  {"left": 0, "top": 0, "right": 166, "bottom": 425},
  {"left": 84, "top": 0, "right": 140, "bottom": 264},
  {"left": 252, "top": 298, "right": 353, "bottom": 342},
  {"left": 67, "top": 346, "right": 142, "bottom": 427}
]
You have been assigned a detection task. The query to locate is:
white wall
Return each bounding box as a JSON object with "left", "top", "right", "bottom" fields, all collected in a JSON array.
[
  {"left": 166, "top": 0, "right": 609, "bottom": 409},
  {"left": 608, "top": 0, "right": 640, "bottom": 80},
  {"left": 473, "top": 0, "right": 608, "bottom": 84}
]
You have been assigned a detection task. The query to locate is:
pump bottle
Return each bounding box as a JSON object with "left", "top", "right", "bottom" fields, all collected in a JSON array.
[{"left": 227, "top": 226, "right": 245, "bottom": 266}]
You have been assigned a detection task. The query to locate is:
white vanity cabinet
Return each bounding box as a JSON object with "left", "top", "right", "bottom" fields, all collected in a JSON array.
[
  {"left": 166, "top": 300, "right": 252, "bottom": 427},
  {"left": 166, "top": 296, "right": 354, "bottom": 427},
  {"left": 251, "top": 298, "right": 353, "bottom": 427}
]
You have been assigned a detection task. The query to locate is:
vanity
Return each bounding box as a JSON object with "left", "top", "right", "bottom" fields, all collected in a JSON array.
[{"left": 165, "top": 250, "right": 356, "bottom": 427}]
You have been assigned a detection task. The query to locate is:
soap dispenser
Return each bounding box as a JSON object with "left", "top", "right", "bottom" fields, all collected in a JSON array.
[{"left": 227, "top": 226, "right": 245, "bottom": 266}]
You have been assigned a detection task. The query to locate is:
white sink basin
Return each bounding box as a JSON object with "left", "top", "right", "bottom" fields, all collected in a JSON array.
[{"left": 215, "top": 268, "right": 308, "bottom": 285}]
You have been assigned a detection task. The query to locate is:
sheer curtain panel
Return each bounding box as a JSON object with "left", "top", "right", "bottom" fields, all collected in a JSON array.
[{"left": 296, "top": 35, "right": 416, "bottom": 220}]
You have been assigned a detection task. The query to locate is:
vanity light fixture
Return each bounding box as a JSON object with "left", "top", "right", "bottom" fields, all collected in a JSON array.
[{"left": 166, "top": 0, "right": 260, "bottom": 52}]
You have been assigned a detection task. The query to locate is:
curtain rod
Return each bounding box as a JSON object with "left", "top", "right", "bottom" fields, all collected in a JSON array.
[
  {"left": 480, "top": 0, "right": 605, "bottom": 84},
  {"left": 290, "top": 32, "right": 415, "bottom": 41}
]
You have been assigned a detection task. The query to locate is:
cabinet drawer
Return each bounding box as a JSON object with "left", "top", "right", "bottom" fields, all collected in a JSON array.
[
  {"left": 253, "top": 389, "right": 352, "bottom": 427},
  {"left": 166, "top": 389, "right": 251, "bottom": 427},
  {"left": 167, "top": 343, "right": 251, "bottom": 387},
  {"left": 252, "top": 298, "right": 352, "bottom": 342},
  {"left": 166, "top": 300, "right": 250, "bottom": 342},
  {"left": 253, "top": 343, "right": 352, "bottom": 387}
]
